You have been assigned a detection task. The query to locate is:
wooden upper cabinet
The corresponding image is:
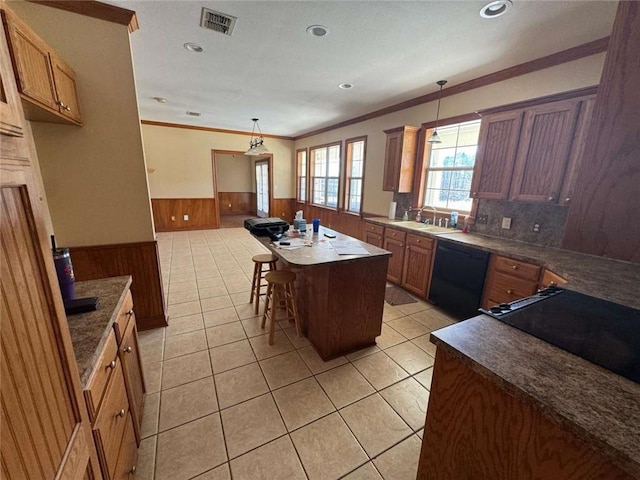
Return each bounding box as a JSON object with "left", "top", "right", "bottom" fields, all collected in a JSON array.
[
  {"left": 2, "top": 9, "right": 58, "bottom": 110},
  {"left": 51, "top": 52, "right": 82, "bottom": 123},
  {"left": 470, "top": 111, "right": 523, "bottom": 200},
  {"left": 0, "top": 20, "right": 23, "bottom": 138},
  {"left": 559, "top": 97, "right": 595, "bottom": 206},
  {"left": 383, "top": 126, "right": 419, "bottom": 192},
  {"left": 2, "top": 7, "right": 82, "bottom": 125},
  {"left": 509, "top": 100, "right": 581, "bottom": 203}
]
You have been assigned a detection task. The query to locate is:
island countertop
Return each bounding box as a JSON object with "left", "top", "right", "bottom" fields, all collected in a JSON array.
[
  {"left": 258, "top": 225, "right": 391, "bottom": 267},
  {"left": 66, "top": 276, "right": 132, "bottom": 386},
  {"left": 366, "top": 217, "right": 640, "bottom": 309},
  {"left": 430, "top": 315, "right": 640, "bottom": 478}
]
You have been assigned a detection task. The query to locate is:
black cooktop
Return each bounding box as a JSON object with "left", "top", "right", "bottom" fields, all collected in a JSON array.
[{"left": 481, "top": 288, "right": 640, "bottom": 384}]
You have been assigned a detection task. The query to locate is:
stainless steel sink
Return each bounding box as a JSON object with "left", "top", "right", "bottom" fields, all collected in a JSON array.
[
  {"left": 389, "top": 221, "right": 456, "bottom": 234},
  {"left": 416, "top": 225, "right": 455, "bottom": 234}
]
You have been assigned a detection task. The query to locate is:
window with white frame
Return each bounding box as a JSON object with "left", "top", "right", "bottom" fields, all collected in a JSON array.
[
  {"left": 422, "top": 120, "right": 481, "bottom": 212},
  {"left": 344, "top": 137, "right": 366, "bottom": 214},
  {"left": 296, "top": 149, "right": 307, "bottom": 202},
  {"left": 310, "top": 142, "right": 341, "bottom": 208}
]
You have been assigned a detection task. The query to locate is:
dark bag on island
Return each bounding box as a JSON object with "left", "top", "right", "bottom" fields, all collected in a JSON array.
[{"left": 244, "top": 217, "right": 290, "bottom": 239}]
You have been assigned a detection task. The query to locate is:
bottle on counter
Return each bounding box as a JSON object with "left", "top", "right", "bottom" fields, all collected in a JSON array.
[
  {"left": 416, "top": 211, "right": 422, "bottom": 222},
  {"left": 402, "top": 211, "right": 409, "bottom": 221},
  {"left": 451, "top": 211, "right": 458, "bottom": 228}
]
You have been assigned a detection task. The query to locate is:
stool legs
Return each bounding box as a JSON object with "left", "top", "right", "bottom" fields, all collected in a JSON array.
[
  {"left": 250, "top": 261, "right": 259, "bottom": 305},
  {"left": 261, "top": 277, "right": 301, "bottom": 346},
  {"left": 250, "top": 259, "right": 277, "bottom": 315},
  {"left": 285, "top": 282, "right": 301, "bottom": 338}
]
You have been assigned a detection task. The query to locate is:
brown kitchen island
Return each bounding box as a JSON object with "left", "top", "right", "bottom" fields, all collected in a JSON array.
[{"left": 256, "top": 225, "right": 391, "bottom": 360}]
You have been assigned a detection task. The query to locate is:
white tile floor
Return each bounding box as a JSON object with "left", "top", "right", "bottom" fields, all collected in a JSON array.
[{"left": 136, "top": 228, "right": 457, "bottom": 480}]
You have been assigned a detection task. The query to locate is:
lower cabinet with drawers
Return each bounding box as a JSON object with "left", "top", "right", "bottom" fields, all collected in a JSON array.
[
  {"left": 383, "top": 227, "right": 406, "bottom": 283},
  {"left": 364, "top": 221, "right": 385, "bottom": 248},
  {"left": 402, "top": 233, "right": 435, "bottom": 297},
  {"left": 84, "top": 289, "right": 145, "bottom": 479},
  {"left": 482, "top": 254, "right": 541, "bottom": 309}
]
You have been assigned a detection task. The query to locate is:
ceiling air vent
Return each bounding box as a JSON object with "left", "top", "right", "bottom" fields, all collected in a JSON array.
[
  {"left": 200, "top": 8, "right": 237, "bottom": 36},
  {"left": 186, "top": 111, "right": 201, "bottom": 117}
]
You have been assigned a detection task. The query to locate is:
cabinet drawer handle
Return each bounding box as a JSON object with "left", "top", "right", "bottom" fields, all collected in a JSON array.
[
  {"left": 512, "top": 265, "right": 518, "bottom": 270},
  {"left": 124, "top": 346, "right": 133, "bottom": 353},
  {"left": 117, "top": 409, "right": 126, "bottom": 418},
  {"left": 108, "top": 360, "right": 116, "bottom": 369},
  {"left": 506, "top": 289, "right": 513, "bottom": 294},
  {"left": 547, "top": 196, "right": 554, "bottom": 201},
  {"left": 126, "top": 309, "right": 134, "bottom": 316},
  {"left": 564, "top": 197, "right": 571, "bottom": 203},
  {"left": 416, "top": 239, "right": 420, "bottom": 243},
  {"left": 130, "top": 466, "right": 136, "bottom": 474}
]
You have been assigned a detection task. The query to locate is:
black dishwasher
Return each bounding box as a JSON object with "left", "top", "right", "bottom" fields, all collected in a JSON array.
[{"left": 428, "top": 240, "right": 490, "bottom": 320}]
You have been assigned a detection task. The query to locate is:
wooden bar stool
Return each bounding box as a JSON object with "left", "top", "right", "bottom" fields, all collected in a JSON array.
[
  {"left": 250, "top": 254, "right": 278, "bottom": 314},
  {"left": 261, "top": 270, "right": 301, "bottom": 345}
]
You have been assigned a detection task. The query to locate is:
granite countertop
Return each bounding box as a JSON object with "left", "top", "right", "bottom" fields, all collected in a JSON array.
[
  {"left": 366, "top": 217, "right": 640, "bottom": 309},
  {"left": 67, "top": 276, "right": 132, "bottom": 386},
  {"left": 257, "top": 225, "right": 390, "bottom": 267},
  {"left": 430, "top": 315, "right": 640, "bottom": 478}
]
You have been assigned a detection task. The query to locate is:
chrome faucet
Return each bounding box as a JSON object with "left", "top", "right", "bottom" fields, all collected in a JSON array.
[{"left": 423, "top": 205, "right": 437, "bottom": 226}]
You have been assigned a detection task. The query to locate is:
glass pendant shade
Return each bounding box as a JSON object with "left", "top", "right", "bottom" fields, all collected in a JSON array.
[
  {"left": 428, "top": 130, "right": 442, "bottom": 144},
  {"left": 245, "top": 118, "right": 271, "bottom": 156},
  {"left": 251, "top": 142, "right": 270, "bottom": 155}
]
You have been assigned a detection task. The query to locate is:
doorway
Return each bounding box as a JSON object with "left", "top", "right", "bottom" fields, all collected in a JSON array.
[
  {"left": 211, "top": 150, "right": 272, "bottom": 228},
  {"left": 255, "top": 159, "right": 269, "bottom": 217}
]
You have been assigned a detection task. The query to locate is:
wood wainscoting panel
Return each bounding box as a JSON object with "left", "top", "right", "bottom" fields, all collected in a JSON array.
[
  {"left": 218, "top": 192, "right": 256, "bottom": 214},
  {"left": 295, "top": 202, "right": 368, "bottom": 240},
  {"left": 151, "top": 198, "right": 218, "bottom": 232},
  {"left": 69, "top": 241, "right": 167, "bottom": 330},
  {"left": 272, "top": 198, "right": 296, "bottom": 223},
  {"left": 417, "top": 349, "right": 634, "bottom": 480}
]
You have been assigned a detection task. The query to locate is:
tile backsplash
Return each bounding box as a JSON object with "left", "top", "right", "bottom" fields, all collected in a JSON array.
[{"left": 473, "top": 199, "right": 568, "bottom": 247}]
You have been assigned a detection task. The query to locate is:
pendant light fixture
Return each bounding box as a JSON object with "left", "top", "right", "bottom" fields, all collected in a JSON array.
[
  {"left": 245, "top": 118, "right": 270, "bottom": 156},
  {"left": 428, "top": 80, "right": 448, "bottom": 144}
]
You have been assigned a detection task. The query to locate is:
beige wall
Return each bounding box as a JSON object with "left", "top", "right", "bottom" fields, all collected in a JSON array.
[
  {"left": 142, "top": 124, "right": 294, "bottom": 198},
  {"left": 215, "top": 153, "right": 254, "bottom": 192},
  {"left": 295, "top": 54, "right": 606, "bottom": 216},
  {"left": 8, "top": 2, "right": 155, "bottom": 247}
]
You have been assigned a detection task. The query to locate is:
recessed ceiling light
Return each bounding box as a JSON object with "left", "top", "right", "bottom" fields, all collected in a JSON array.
[
  {"left": 480, "top": 0, "right": 513, "bottom": 18},
  {"left": 339, "top": 83, "right": 353, "bottom": 90},
  {"left": 306, "top": 25, "right": 329, "bottom": 37},
  {"left": 183, "top": 42, "right": 204, "bottom": 52},
  {"left": 152, "top": 97, "right": 168, "bottom": 103}
]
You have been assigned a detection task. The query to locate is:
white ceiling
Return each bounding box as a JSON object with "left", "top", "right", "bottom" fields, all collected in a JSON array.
[{"left": 111, "top": 0, "right": 617, "bottom": 137}]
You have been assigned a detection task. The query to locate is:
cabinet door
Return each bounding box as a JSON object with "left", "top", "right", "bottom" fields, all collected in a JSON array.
[
  {"left": 559, "top": 98, "right": 595, "bottom": 206},
  {"left": 3, "top": 9, "right": 58, "bottom": 111},
  {"left": 509, "top": 100, "right": 580, "bottom": 203},
  {"left": 1, "top": 166, "right": 100, "bottom": 479},
  {"left": 383, "top": 236, "right": 405, "bottom": 283},
  {"left": 50, "top": 52, "right": 82, "bottom": 124},
  {"left": 365, "top": 230, "right": 384, "bottom": 248},
  {"left": 383, "top": 130, "right": 402, "bottom": 191},
  {"left": 93, "top": 360, "right": 130, "bottom": 480},
  {"left": 470, "top": 111, "right": 523, "bottom": 200},
  {"left": 120, "top": 315, "right": 145, "bottom": 445},
  {"left": 0, "top": 17, "right": 23, "bottom": 138},
  {"left": 401, "top": 244, "right": 433, "bottom": 297}
]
